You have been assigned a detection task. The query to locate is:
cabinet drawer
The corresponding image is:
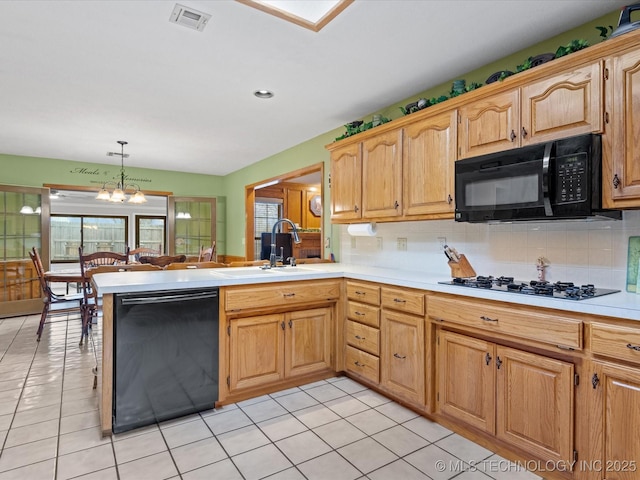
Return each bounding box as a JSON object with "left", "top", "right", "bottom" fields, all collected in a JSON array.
[
  {"left": 381, "top": 287, "right": 425, "bottom": 316},
  {"left": 591, "top": 323, "right": 640, "bottom": 365},
  {"left": 428, "top": 295, "right": 582, "bottom": 350},
  {"left": 346, "top": 320, "right": 379, "bottom": 355},
  {"left": 345, "top": 345, "right": 379, "bottom": 384},
  {"left": 225, "top": 281, "right": 340, "bottom": 312},
  {"left": 347, "top": 301, "right": 380, "bottom": 328},
  {"left": 347, "top": 281, "right": 380, "bottom": 306}
]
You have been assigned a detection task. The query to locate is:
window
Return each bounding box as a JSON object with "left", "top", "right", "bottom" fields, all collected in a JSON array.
[
  {"left": 135, "top": 216, "right": 166, "bottom": 253},
  {"left": 50, "top": 215, "right": 128, "bottom": 262},
  {"left": 254, "top": 198, "right": 282, "bottom": 259},
  {"left": 168, "top": 197, "right": 216, "bottom": 258}
]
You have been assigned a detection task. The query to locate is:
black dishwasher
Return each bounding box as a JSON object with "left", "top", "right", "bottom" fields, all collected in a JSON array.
[{"left": 113, "top": 288, "right": 219, "bottom": 433}]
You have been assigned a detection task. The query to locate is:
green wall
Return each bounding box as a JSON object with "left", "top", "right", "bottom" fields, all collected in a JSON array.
[
  {"left": 222, "top": 9, "right": 621, "bottom": 258},
  {"left": 0, "top": 9, "right": 621, "bottom": 259}
]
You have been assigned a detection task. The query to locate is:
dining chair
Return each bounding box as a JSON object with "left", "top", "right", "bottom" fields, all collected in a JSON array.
[
  {"left": 198, "top": 242, "right": 216, "bottom": 262},
  {"left": 165, "top": 261, "right": 228, "bottom": 270},
  {"left": 29, "top": 247, "right": 84, "bottom": 342},
  {"left": 138, "top": 254, "right": 186, "bottom": 268},
  {"left": 129, "top": 246, "right": 161, "bottom": 262},
  {"left": 78, "top": 246, "right": 129, "bottom": 345}
]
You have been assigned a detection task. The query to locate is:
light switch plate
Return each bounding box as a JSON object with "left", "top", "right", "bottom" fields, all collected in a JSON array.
[{"left": 397, "top": 237, "right": 407, "bottom": 251}]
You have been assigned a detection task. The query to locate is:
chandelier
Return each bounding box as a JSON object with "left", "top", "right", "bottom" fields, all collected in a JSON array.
[{"left": 96, "top": 140, "right": 147, "bottom": 203}]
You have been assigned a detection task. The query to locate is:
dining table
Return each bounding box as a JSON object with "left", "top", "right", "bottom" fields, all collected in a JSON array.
[{"left": 44, "top": 268, "right": 85, "bottom": 294}]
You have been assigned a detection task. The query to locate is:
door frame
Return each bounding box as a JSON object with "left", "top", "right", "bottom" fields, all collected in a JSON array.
[{"left": 244, "top": 163, "right": 324, "bottom": 261}]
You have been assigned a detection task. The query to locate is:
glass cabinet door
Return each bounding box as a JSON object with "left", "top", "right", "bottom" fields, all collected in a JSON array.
[
  {"left": 0, "top": 185, "right": 50, "bottom": 318},
  {"left": 167, "top": 197, "right": 216, "bottom": 259}
]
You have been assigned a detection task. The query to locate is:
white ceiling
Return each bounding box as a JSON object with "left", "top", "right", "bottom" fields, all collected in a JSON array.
[{"left": 0, "top": 0, "right": 626, "bottom": 177}]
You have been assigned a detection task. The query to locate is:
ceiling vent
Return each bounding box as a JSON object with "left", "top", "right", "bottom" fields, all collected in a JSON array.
[{"left": 169, "top": 4, "right": 211, "bottom": 32}]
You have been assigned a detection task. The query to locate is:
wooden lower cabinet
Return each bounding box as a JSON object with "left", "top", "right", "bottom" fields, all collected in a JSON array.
[
  {"left": 285, "top": 308, "right": 332, "bottom": 378},
  {"left": 591, "top": 361, "right": 640, "bottom": 480},
  {"left": 437, "top": 330, "right": 495, "bottom": 433},
  {"left": 229, "top": 314, "right": 285, "bottom": 392},
  {"left": 228, "top": 307, "right": 332, "bottom": 395},
  {"left": 380, "top": 309, "right": 425, "bottom": 405},
  {"left": 437, "top": 329, "right": 575, "bottom": 466}
]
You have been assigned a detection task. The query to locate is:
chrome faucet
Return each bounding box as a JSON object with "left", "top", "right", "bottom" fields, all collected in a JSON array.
[{"left": 269, "top": 218, "right": 300, "bottom": 268}]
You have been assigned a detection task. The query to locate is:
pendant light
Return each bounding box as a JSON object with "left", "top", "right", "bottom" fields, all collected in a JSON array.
[{"left": 96, "top": 141, "right": 147, "bottom": 203}]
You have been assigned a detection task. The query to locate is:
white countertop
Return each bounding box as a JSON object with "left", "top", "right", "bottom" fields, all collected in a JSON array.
[{"left": 92, "top": 263, "right": 640, "bottom": 322}]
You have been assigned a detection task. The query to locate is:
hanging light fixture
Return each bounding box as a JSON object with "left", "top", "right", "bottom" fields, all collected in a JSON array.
[{"left": 96, "top": 141, "right": 147, "bottom": 203}]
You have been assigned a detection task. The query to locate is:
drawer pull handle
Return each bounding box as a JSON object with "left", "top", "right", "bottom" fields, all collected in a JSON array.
[
  {"left": 627, "top": 343, "right": 640, "bottom": 352},
  {"left": 355, "top": 291, "right": 366, "bottom": 296},
  {"left": 354, "top": 311, "right": 365, "bottom": 316},
  {"left": 355, "top": 335, "right": 365, "bottom": 340},
  {"left": 480, "top": 315, "right": 498, "bottom": 322},
  {"left": 283, "top": 293, "right": 296, "bottom": 298},
  {"left": 393, "top": 353, "right": 406, "bottom": 359},
  {"left": 354, "top": 361, "right": 365, "bottom": 367},
  {"left": 393, "top": 298, "right": 406, "bottom": 303}
]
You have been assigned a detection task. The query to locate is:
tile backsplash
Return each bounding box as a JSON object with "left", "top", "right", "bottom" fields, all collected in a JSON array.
[{"left": 338, "top": 210, "right": 640, "bottom": 290}]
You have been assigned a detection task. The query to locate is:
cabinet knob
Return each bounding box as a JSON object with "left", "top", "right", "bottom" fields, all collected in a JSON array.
[
  {"left": 485, "top": 353, "right": 492, "bottom": 365},
  {"left": 592, "top": 373, "right": 600, "bottom": 389},
  {"left": 521, "top": 127, "right": 528, "bottom": 138},
  {"left": 447, "top": 194, "right": 453, "bottom": 204},
  {"left": 510, "top": 130, "right": 516, "bottom": 142},
  {"left": 354, "top": 205, "right": 359, "bottom": 213},
  {"left": 496, "top": 356, "right": 502, "bottom": 369},
  {"left": 394, "top": 201, "right": 399, "bottom": 209},
  {"left": 613, "top": 174, "right": 621, "bottom": 189},
  {"left": 281, "top": 321, "right": 285, "bottom": 330}
]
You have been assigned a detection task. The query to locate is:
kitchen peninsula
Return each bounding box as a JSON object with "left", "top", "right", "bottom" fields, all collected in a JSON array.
[{"left": 93, "top": 265, "right": 640, "bottom": 480}]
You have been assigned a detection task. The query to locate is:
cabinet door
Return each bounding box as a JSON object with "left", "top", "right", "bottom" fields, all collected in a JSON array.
[
  {"left": 437, "top": 330, "right": 495, "bottom": 433},
  {"left": 403, "top": 110, "right": 457, "bottom": 216},
  {"left": 592, "top": 362, "right": 640, "bottom": 480},
  {"left": 521, "top": 62, "right": 602, "bottom": 146},
  {"left": 285, "top": 307, "right": 332, "bottom": 378},
  {"left": 229, "top": 314, "right": 284, "bottom": 392},
  {"left": 496, "top": 346, "right": 574, "bottom": 465},
  {"left": 458, "top": 89, "right": 520, "bottom": 159},
  {"left": 609, "top": 49, "right": 640, "bottom": 201},
  {"left": 381, "top": 310, "right": 425, "bottom": 404},
  {"left": 330, "top": 143, "right": 362, "bottom": 221},
  {"left": 362, "top": 129, "right": 403, "bottom": 219}
]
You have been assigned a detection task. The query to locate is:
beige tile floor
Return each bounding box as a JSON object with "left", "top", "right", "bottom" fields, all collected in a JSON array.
[{"left": 0, "top": 313, "right": 543, "bottom": 480}]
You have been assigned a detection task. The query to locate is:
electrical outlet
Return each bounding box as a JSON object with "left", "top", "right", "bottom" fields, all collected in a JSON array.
[
  {"left": 377, "top": 237, "right": 383, "bottom": 250},
  {"left": 324, "top": 237, "right": 330, "bottom": 248},
  {"left": 397, "top": 237, "right": 407, "bottom": 251},
  {"left": 437, "top": 236, "right": 447, "bottom": 247},
  {"left": 351, "top": 237, "right": 357, "bottom": 249}
]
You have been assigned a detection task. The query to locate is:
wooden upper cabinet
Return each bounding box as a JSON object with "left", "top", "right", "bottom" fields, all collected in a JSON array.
[
  {"left": 458, "top": 89, "right": 520, "bottom": 159},
  {"left": 403, "top": 110, "right": 457, "bottom": 216},
  {"left": 521, "top": 62, "right": 602, "bottom": 145},
  {"left": 607, "top": 49, "right": 640, "bottom": 203},
  {"left": 459, "top": 62, "right": 602, "bottom": 160},
  {"left": 362, "top": 129, "right": 403, "bottom": 219},
  {"left": 330, "top": 143, "right": 362, "bottom": 221}
]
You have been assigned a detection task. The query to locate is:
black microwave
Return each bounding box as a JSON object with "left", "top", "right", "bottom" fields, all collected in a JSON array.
[{"left": 454, "top": 134, "right": 621, "bottom": 223}]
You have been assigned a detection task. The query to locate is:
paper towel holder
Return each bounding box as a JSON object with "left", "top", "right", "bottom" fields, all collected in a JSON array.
[{"left": 347, "top": 222, "right": 377, "bottom": 237}]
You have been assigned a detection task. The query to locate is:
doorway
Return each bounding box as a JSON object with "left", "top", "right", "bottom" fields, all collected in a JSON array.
[{"left": 245, "top": 163, "right": 323, "bottom": 261}]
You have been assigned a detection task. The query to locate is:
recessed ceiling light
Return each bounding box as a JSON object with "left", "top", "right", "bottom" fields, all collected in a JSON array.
[{"left": 254, "top": 90, "right": 274, "bottom": 99}]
